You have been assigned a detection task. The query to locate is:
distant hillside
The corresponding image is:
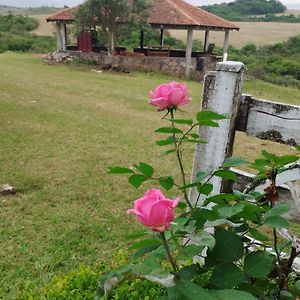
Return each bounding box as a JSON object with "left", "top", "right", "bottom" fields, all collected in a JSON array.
[
  {"left": 0, "top": 6, "right": 60, "bottom": 16},
  {"left": 201, "top": 0, "right": 287, "bottom": 21},
  {"left": 0, "top": 5, "right": 16, "bottom": 9}
]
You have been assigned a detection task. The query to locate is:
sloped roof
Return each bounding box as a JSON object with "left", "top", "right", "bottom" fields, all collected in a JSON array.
[
  {"left": 47, "top": 0, "right": 239, "bottom": 30},
  {"left": 46, "top": 6, "right": 77, "bottom": 22}
]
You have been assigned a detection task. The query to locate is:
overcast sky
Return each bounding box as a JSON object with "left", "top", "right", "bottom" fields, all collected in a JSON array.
[{"left": 1, "top": 0, "right": 299, "bottom": 9}]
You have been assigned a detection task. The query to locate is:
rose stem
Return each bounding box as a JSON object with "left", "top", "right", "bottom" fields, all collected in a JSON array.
[
  {"left": 160, "top": 232, "right": 179, "bottom": 274},
  {"left": 170, "top": 109, "right": 193, "bottom": 210}
]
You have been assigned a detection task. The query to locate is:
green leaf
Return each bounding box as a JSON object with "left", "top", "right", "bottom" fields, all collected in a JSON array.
[
  {"left": 265, "top": 202, "right": 290, "bottom": 218},
  {"left": 198, "top": 183, "right": 213, "bottom": 195},
  {"left": 205, "top": 219, "right": 242, "bottom": 228},
  {"left": 204, "top": 193, "right": 237, "bottom": 205},
  {"left": 198, "top": 120, "right": 220, "bottom": 127},
  {"left": 249, "top": 228, "right": 269, "bottom": 241},
  {"left": 294, "top": 280, "right": 300, "bottom": 291},
  {"left": 133, "top": 244, "right": 162, "bottom": 259},
  {"left": 279, "top": 291, "right": 294, "bottom": 300},
  {"left": 244, "top": 251, "right": 274, "bottom": 278},
  {"left": 108, "top": 166, "right": 134, "bottom": 174},
  {"left": 196, "top": 171, "right": 210, "bottom": 182},
  {"left": 164, "top": 149, "right": 176, "bottom": 155},
  {"left": 222, "top": 156, "right": 248, "bottom": 167},
  {"left": 155, "top": 127, "right": 183, "bottom": 134},
  {"left": 210, "top": 262, "right": 245, "bottom": 288},
  {"left": 170, "top": 282, "right": 218, "bottom": 300},
  {"left": 209, "top": 229, "right": 244, "bottom": 263},
  {"left": 134, "top": 162, "right": 154, "bottom": 178},
  {"left": 159, "top": 176, "right": 174, "bottom": 191},
  {"left": 183, "top": 139, "right": 207, "bottom": 144},
  {"left": 275, "top": 155, "right": 299, "bottom": 166},
  {"left": 261, "top": 150, "right": 278, "bottom": 161},
  {"left": 156, "top": 137, "right": 174, "bottom": 146},
  {"left": 265, "top": 216, "right": 289, "bottom": 228},
  {"left": 216, "top": 203, "right": 244, "bottom": 218},
  {"left": 196, "top": 111, "right": 227, "bottom": 121},
  {"left": 125, "top": 231, "right": 147, "bottom": 240},
  {"left": 210, "top": 289, "right": 257, "bottom": 300},
  {"left": 296, "top": 145, "right": 300, "bottom": 151},
  {"left": 177, "top": 244, "right": 204, "bottom": 260},
  {"left": 178, "top": 264, "right": 199, "bottom": 281},
  {"left": 187, "top": 133, "right": 199, "bottom": 139},
  {"left": 215, "top": 169, "right": 237, "bottom": 181},
  {"left": 130, "top": 238, "right": 161, "bottom": 250},
  {"left": 187, "top": 230, "right": 215, "bottom": 250},
  {"left": 167, "top": 118, "right": 193, "bottom": 125},
  {"left": 128, "top": 174, "right": 147, "bottom": 188}
]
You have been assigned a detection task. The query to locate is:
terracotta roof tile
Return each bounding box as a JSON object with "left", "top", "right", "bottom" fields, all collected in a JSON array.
[
  {"left": 46, "top": 0, "right": 239, "bottom": 30},
  {"left": 46, "top": 6, "right": 77, "bottom": 22}
]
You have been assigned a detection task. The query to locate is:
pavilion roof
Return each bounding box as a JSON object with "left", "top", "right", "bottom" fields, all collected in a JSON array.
[{"left": 46, "top": 0, "right": 239, "bottom": 31}]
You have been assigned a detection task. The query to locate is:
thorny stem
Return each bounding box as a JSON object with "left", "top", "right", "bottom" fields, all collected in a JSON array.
[
  {"left": 160, "top": 232, "right": 179, "bottom": 274},
  {"left": 170, "top": 109, "right": 193, "bottom": 210}
]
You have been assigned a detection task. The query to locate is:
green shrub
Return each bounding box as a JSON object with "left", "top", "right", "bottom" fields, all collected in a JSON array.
[
  {"left": 17, "top": 251, "right": 166, "bottom": 300},
  {"left": 108, "top": 279, "right": 166, "bottom": 300},
  {"left": 0, "top": 32, "right": 55, "bottom": 53},
  {"left": 0, "top": 15, "right": 38, "bottom": 33}
]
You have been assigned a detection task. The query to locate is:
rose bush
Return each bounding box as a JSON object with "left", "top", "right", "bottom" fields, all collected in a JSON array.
[
  {"left": 148, "top": 81, "right": 189, "bottom": 111},
  {"left": 101, "top": 81, "right": 300, "bottom": 300},
  {"left": 127, "top": 189, "right": 180, "bottom": 232}
]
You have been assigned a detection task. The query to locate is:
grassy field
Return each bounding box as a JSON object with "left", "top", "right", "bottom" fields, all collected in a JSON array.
[
  {"left": 0, "top": 53, "right": 299, "bottom": 299},
  {"left": 30, "top": 14, "right": 55, "bottom": 36},
  {"left": 170, "top": 21, "right": 300, "bottom": 48}
]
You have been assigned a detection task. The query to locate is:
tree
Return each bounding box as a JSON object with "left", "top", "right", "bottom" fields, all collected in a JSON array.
[{"left": 76, "top": 0, "right": 150, "bottom": 55}]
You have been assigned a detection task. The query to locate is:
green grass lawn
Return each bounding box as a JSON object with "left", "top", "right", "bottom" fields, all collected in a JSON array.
[{"left": 0, "top": 53, "right": 300, "bottom": 299}]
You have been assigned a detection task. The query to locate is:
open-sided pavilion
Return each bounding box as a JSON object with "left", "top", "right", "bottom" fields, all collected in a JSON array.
[{"left": 46, "top": 0, "right": 239, "bottom": 78}]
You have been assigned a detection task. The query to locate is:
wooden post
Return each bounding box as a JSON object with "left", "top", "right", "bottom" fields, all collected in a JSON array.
[
  {"left": 185, "top": 29, "right": 193, "bottom": 79},
  {"left": 140, "top": 30, "right": 144, "bottom": 49},
  {"left": 204, "top": 30, "right": 210, "bottom": 52},
  {"left": 160, "top": 27, "right": 164, "bottom": 46},
  {"left": 222, "top": 30, "right": 229, "bottom": 62},
  {"left": 189, "top": 62, "right": 246, "bottom": 205},
  {"left": 55, "top": 22, "right": 63, "bottom": 51}
]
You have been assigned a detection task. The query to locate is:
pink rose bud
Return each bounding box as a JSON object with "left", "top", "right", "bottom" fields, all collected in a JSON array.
[
  {"left": 127, "top": 189, "right": 180, "bottom": 232},
  {"left": 148, "top": 81, "right": 190, "bottom": 111}
]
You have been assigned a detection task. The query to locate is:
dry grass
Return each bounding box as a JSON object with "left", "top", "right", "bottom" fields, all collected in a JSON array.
[
  {"left": 170, "top": 22, "right": 300, "bottom": 48},
  {"left": 30, "top": 14, "right": 55, "bottom": 37}
]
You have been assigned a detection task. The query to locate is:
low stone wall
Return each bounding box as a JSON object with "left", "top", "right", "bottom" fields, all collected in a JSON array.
[{"left": 49, "top": 50, "right": 221, "bottom": 81}]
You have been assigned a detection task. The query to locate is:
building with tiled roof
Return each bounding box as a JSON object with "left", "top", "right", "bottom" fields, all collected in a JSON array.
[{"left": 47, "top": 0, "right": 239, "bottom": 78}]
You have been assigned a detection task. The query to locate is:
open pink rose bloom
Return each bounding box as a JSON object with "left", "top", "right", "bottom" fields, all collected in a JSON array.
[
  {"left": 148, "top": 81, "right": 190, "bottom": 111},
  {"left": 127, "top": 189, "right": 180, "bottom": 232}
]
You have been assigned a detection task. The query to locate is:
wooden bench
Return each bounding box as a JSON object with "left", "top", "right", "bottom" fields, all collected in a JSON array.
[{"left": 147, "top": 46, "right": 170, "bottom": 57}]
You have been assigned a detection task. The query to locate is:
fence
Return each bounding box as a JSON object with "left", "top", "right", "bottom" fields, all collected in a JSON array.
[{"left": 190, "top": 61, "right": 300, "bottom": 223}]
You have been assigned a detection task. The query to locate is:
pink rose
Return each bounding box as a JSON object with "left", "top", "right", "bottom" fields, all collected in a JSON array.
[
  {"left": 148, "top": 81, "right": 190, "bottom": 111},
  {"left": 127, "top": 189, "right": 180, "bottom": 232}
]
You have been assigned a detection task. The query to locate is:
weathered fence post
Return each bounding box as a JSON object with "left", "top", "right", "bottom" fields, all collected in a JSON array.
[{"left": 189, "top": 61, "right": 246, "bottom": 205}]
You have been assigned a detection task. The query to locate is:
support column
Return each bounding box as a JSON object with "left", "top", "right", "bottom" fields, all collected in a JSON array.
[
  {"left": 140, "top": 30, "right": 144, "bottom": 49},
  {"left": 222, "top": 30, "right": 229, "bottom": 62},
  {"left": 189, "top": 62, "right": 245, "bottom": 205},
  {"left": 160, "top": 27, "right": 164, "bottom": 46},
  {"left": 55, "top": 22, "right": 63, "bottom": 51},
  {"left": 61, "top": 23, "right": 67, "bottom": 50},
  {"left": 204, "top": 30, "right": 210, "bottom": 52},
  {"left": 185, "top": 29, "right": 193, "bottom": 79}
]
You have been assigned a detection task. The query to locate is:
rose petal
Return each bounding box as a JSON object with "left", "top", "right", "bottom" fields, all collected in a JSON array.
[
  {"left": 148, "top": 97, "right": 169, "bottom": 110},
  {"left": 149, "top": 200, "right": 175, "bottom": 227}
]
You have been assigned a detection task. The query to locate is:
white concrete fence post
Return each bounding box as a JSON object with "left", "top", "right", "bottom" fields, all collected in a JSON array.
[
  {"left": 55, "top": 22, "right": 63, "bottom": 51},
  {"left": 189, "top": 61, "right": 246, "bottom": 205}
]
